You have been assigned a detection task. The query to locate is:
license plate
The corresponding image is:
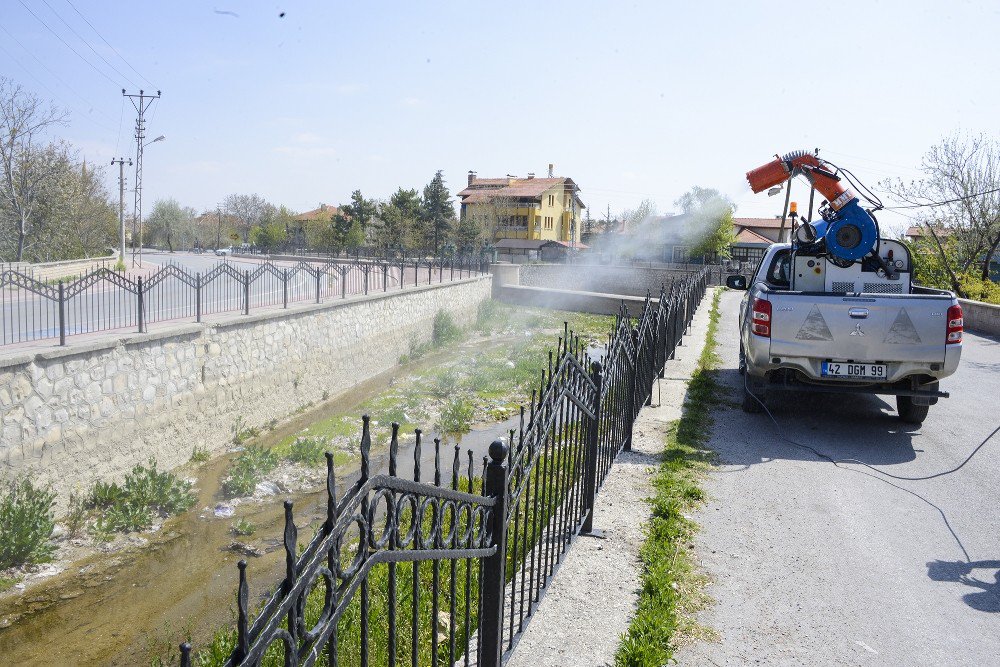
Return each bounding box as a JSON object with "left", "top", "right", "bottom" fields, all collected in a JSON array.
[{"left": 822, "top": 362, "right": 887, "bottom": 379}]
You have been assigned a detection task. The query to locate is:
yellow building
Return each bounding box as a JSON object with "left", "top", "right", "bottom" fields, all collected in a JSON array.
[{"left": 457, "top": 169, "right": 586, "bottom": 247}]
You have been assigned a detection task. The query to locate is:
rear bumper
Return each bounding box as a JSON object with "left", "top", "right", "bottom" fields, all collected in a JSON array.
[
  {"left": 765, "top": 371, "right": 949, "bottom": 400},
  {"left": 744, "top": 337, "right": 961, "bottom": 385}
]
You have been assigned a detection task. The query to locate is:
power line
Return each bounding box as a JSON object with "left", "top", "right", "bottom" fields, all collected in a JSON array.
[
  {"left": 17, "top": 0, "right": 120, "bottom": 87},
  {"left": 39, "top": 0, "right": 138, "bottom": 88},
  {"left": 0, "top": 24, "right": 117, "bottom": 131},
  {"left": 62, "top": 0, "right": 156, "bottom": 88},
  {"left": 883, "top": 186, "right": 1000, "bottom": 210}
]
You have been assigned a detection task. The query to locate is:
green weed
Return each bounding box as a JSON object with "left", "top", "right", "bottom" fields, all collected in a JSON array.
[
  {"left": 0, "top": 478, "right": 56, "bottom": 568},
  {"left": 88, "top": 461, "right": 196, "bottom": 534},
  {"left": 190, "top": 446, "right": 211, "bottom": 463},
  {"left": 231, "top": 518, "right": 256, "bottom": 537},
  {"left": 223, "top": 445, "right": 279, "bottom": 497}
]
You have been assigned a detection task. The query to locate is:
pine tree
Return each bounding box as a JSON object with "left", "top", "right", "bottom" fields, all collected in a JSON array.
[{"left": 420, "top": 170, "right": 456, "bottom": 254}]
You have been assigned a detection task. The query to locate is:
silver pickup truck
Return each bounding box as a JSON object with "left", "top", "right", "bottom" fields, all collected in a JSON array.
[{"left": 727, "top": 242, "right": 963, "bottom": 424}]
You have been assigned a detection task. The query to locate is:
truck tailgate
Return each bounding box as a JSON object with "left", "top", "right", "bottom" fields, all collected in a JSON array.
[{"left": 768, "top": 293, "right": 951, "bottom": 363}]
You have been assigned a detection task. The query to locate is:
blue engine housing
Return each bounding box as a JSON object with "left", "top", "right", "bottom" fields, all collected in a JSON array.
[{"left": 809, "top": 199, "right": 877, "bottom": 262}]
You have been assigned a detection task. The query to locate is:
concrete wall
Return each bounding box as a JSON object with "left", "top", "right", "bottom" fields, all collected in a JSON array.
[
  {"left": 518, "top": 263, "right": 690, "bottom": 297},
  {"left": 0, "top": 276, "right": 490, "bottom": 503},
  {"left": 959, "top": 298, "right": 1000, "bottom": 337}
]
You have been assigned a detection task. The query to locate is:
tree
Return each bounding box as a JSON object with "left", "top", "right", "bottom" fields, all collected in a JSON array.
[
  {"left": 249, "top": 220, "right": 288, "bottom": 251},
  {"left": 340, "top": 190, "right": 378, "bottom": 231},
  {"left": 377, "top": 187, "right": 422, "bottom": 248},
  {"left": 0, "top": 77, "right": 70, "bottom": 260},
  {"left": 145, "top": 198, "right": 191, "bottom": 252},
  {"left": 223, "top": 193, "right": 273, "bottom": 243},
  {"left": 454, "top": 211, "right": 482, "bottom": 251},
  {"left": 421, "top": 170, "right": 456, "bottom": 253},
  {"left": 673, "top": 187, "right": 737, "bottom": 258},
  {"left": 881, "top": 133, "right": 1000, "bottom": 294}
]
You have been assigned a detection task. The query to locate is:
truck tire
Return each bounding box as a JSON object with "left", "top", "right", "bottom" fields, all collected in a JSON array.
[
  {"left": 896, "top": 395, "right": 929, "bottom": 424},
  {"left": 742, "top": 378, "right": 764, "bottom": 413}
]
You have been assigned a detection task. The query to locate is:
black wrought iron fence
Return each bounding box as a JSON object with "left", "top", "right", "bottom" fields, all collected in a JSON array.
[
  {"left": 0, "top": 256, "right": 487, "bottom": 347},
  {"left": 174, "top": 267, "right": 710, "bottom": 667}
]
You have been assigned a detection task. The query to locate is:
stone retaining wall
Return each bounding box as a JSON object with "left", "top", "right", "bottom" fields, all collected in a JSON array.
[
  {"left": 959, "top": 298, "right": 1000, "bottom": 337},
  {"left": 0, "top": 276, "right": 490, "bottom": 504}
]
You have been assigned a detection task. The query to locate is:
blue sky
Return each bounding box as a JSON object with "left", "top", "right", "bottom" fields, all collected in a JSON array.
[{"left": 2, "top": 0, "right": 998, "bottom": 234}]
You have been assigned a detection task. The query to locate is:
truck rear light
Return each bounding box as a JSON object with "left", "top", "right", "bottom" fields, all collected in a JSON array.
[
  {"left": 752, "top": 298, "right": 771, "bottom": 337},
  {"left": 946, "top": 304, "right": 963, "bottom": 344}
]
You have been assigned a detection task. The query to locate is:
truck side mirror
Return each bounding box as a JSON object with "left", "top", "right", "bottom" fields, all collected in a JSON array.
[{"left": 726, "top": 275, "right": 748, "bottom": 290}]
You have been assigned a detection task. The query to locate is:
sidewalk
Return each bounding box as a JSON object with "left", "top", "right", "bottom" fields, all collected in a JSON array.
[{"left": 505, "top": 290, "right": 714, "bottom": 667}]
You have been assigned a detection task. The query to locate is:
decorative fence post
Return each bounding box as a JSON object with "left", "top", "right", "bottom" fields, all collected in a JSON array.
[
  {"left": 316, "top": 267, "right": 323, "bottom": 304},
  {"left": 57, "top": 280, "right": 66, "bottom": 346},
  {"left": 479, "top": 439, "right": 509, "bottom": 667},
  {"left": 137, "top": 276, "right": 145, "bottom": 333},
  {"left": 581, "top": 362, "right": 603, "bottom": 535},
  {"left": 195, "top": 272, "right": 202, "bottom": 322},
  {"left": 625, "top": 325, "right": 640, "bottom": 451},
  {"left": 243, "top": 269, "right": 250, "bottom": 315}
]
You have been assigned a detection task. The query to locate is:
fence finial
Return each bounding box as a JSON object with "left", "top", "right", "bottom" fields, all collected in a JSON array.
[
  {"left": 360, "top": 415, "right": 371, "bottom": 480},
  {"left": 389, "top": 422, "right": 400, "bottom": 476}
]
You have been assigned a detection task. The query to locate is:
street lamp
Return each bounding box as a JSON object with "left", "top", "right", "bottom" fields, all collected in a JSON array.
[{"left": 145, "top": 135, "right": 165, "bottom": 147}]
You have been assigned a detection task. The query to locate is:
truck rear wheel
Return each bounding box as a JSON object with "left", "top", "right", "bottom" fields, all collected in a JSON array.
[{"left": 896, "top": 395, "right": 929, "bottom": 424}]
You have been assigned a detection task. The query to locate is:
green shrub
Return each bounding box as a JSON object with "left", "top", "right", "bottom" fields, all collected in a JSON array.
[
  {"left": 0, "top": 574, "right": 22, "bottom": 593},
  {"left": 0, "top": 478, "right": 56, "bottom": 568},
  {"left": 439, "top": 397, "right": 474, "bottom": 434},
  {"left": 86, "top": 461, "right": 196, "bottom": 534},
  {"left": 223, "top": 445, "right": 279, "bottom": 497},
  {"left": 286, "top": 437, "right": 328, "bottom": 466},
  {"left": 64, "top": 493, "right": 88, "bottom": 538},
  {"left": 432, "top": 310, "right": 462, "bottom": 347}
]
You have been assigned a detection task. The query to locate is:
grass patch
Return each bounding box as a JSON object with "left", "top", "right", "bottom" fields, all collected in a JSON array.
[
  {"left": 0, "top": 478, "right": 56, "bottom": 569},
  {"left": 87, "top": 461, "right": 197, "bottom": 534},
  {"left": 616, "top": 288, "right": 722, "bottom": 667},
  {"left": 232, "top": 416, "right": 261, "bottom": 446},
  {"left": 0, "top": 574, "right": 23, "bottom": 593}
]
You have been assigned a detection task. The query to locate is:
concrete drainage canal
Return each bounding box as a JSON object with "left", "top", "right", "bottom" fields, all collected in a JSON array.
[{"left": 0, "top": 306, "right": 614, "bottom": 665}]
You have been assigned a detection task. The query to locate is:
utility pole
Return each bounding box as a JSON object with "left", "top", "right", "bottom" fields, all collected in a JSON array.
[
  {"left": 124, "top": 89, "right": 161, "bottom": 267},
  {"left": 216, "top": 207, "right": 222, "bottom": 249},
  {"left": 111, "top": 157, "right": 132, "bottom": 266}
]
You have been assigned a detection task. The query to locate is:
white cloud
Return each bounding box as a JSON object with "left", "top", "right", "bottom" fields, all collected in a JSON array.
[{"left": 401, "top": 96, "right": 424, "bottom": 108}]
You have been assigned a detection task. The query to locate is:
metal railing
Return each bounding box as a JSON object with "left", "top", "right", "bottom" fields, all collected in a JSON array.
[
  {"left": 176, "top": 267, "right": 710, "bottom": 667},
  {"left": 0, "top": 256, "right": 488, "bottom": 347}
]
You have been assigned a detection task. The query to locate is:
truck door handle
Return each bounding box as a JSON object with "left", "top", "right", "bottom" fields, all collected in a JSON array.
[{"left": 849, "top": 308, "right": 869, "bottom": 319}]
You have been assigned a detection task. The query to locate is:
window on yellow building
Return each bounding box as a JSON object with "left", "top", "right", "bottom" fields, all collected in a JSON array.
[{"left": 548, "top": 194, "right": 554, "bottom": 206}]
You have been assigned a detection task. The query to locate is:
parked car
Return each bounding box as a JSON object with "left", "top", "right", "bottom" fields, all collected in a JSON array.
[{"left": 215, "top": 246, "right": 233, "bottom": 256}]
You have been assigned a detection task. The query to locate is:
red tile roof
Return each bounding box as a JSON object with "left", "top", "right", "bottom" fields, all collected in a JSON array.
[
  {"left": 735, "top": 228, "right": 773, "bottom": 244},
  {"left": 295, "top": 204, "right": 339, "bottom": 221},
  {"left": 905, "top": 225, "right": 952, "bottom": 238}
]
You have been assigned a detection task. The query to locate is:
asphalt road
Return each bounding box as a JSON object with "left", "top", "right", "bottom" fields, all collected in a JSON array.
[{"left": 677, "top": 290, "right": 1000, "bottom": 666}]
